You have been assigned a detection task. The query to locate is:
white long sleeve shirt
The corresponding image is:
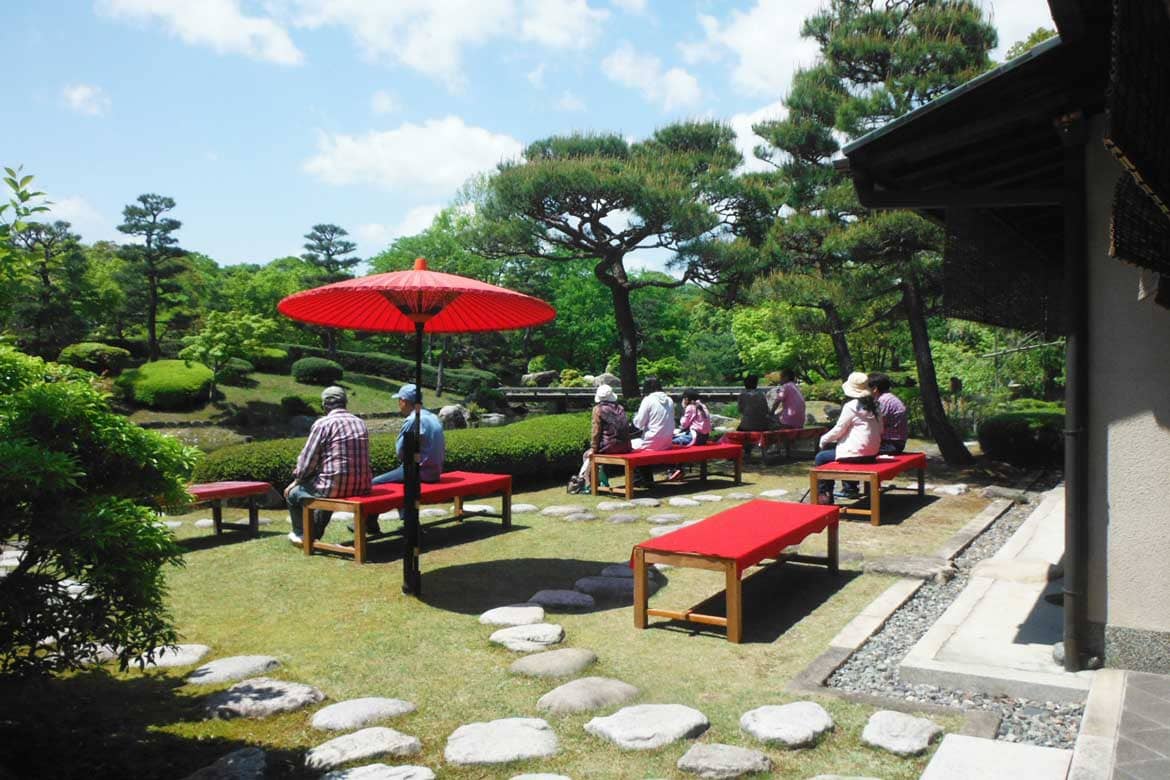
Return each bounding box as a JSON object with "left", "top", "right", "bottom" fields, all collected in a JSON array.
[
  {"left": 819, "top": 399, "right": 883, "bottom": 459},
  {"left": 632, "top": 391, "right": 675, "bottom": 451}
]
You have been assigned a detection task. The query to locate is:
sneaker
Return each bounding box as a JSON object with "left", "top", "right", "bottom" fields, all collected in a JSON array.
[
  {"left": 667, "top": 468, "right": 684, "bottom": 482},
  {"left": 288, "top": 531, "right": 303, "bottom": 545}
]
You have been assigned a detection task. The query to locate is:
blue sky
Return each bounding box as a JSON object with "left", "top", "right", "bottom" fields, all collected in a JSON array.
[{"left": 4, "top": 1, "right": 1054, "bottom": 271}]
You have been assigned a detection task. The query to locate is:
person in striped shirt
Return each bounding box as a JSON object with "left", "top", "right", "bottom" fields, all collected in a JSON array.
[{"left": 284, "top": 385, "right": 371, "bottom": 543}]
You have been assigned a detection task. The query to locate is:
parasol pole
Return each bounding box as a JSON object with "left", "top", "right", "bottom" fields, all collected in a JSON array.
[{"left": 403, "top": 319, "right": 425, "bottom": 595}]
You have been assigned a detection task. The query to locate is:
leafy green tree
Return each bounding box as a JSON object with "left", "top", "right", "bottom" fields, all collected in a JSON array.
[
  {"left": 1005, "top": 27, "right": 1056, "bottom": 60},
  {"left": 0, "top": 346, "right": 198, "bottom": 677},
  {"left": 116, "top": 194, "right": 187, "bottom": 361},
  {"left": 8, "top": 221, "right": 89, "bottom": 357},
  {"left": 79, "top": 241, "right": 131, "bottom": 340},
  {"left": 0, "top": 166, "right": 52, "bottom": 330},
  {"left": 301, "top": 224, "right": 359, "bottom": 356},
  {"left": 179, "top": 311, "right": 276, "bottom": 399}
]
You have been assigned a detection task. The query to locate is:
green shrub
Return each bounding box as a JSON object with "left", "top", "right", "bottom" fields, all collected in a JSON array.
[
  {"left": 57, "top": 342, "right": 132, "bottom": 375},
  {"left": 280, "top": 344, "right": 498, "bottom": 395},
  {"left": 115, "top": 360, "right": 213, "bottom": 410},
  {"left": 280, "top": 394, "right": 322, "bottom": 417},
  {"left": 559, "top": 368, "right": 590, "bottom": 387},
  {"left": 291, "top": 357, "right": 344, "bottom": 385},
  {"left": 193, "top": 412, "right": 591, "bottom": 487},
  {"left": 218, "top": 357, "right": 254, "bottom": 387},
  {"left": 802, "top": 380, "right": 842, "bottom": 402},
  {"left": 250, "top": 346, "right": 290, "bottom": 373},
  {"left": 978, "top": 410, "right": 1065, "bottom": 467}
]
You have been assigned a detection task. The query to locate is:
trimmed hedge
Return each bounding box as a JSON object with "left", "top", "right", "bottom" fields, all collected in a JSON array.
[
  {"left": 218, "top": 357, "right": 255, "bottom": 386},
  {"left": 116, "top": 360, "right": 213, "bottom": 410},
  {"left": 280, "top": 343, "right": 498, "bottom": 396},
  {"left": 291, "top": 357, "right": 344, "bottom": 385},
  {"left": 192, "top": 412, "right": 590, "bottom": 487},
  {"left": 251, "top": 346, "right": 291, "bottom": 373},
  {"left": 57, "top": 342, "right": 132, "bottom": 375},
  {"left": 978, "top": 409, "right": 1065, "bottom": 467}
]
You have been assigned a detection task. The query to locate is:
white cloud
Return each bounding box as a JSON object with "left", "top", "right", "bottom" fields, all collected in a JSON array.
[
  {"left": 45, "top": 196, "right": 118, "bottom": 242},
  {"left": 356, "top": 223, "right": 390, "bottom": 245},
  {"left": 557, "top": 90, "right": 586, "bottom": 111},
  {"left": 61, "top": 83, "right": 111, "bottom": 116},
  {"left": 303, "top": 116, "right": 523, "bottom": 194},
  {"left": 727, "top": 99, "right": 787, "bottom": 173},
  {"left": 98, "top": 0, "right": 303, "bottom": 65},
  {"left": 601, "top": 43, "right": 701, "bottom": 111},
  {"left": 520, "top": 0, "right": 609, "bottom": 50},
  {"left": 979, "top": 0, "right": 1055, "bottom": 59},
  {"left": 370, "top": 90, "right": 397, "bottom": 115},
  {"left": 393, "top": 204, "right": 444, "bottom": 237},
  {"left": 527, "top": 63, "right": 546, "bottom": 88},
  {"left": 611, "top": 0, "right": 647, "bottom": 14}
]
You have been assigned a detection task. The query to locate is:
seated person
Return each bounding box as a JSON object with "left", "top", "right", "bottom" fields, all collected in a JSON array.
[
  {"left": 869, "top": 372, "right": 909, "bottom": 454},
  {"left": 769, "top": 368, "right": 806, "bottom": 429},
  {"left": 668, "top": 388, "right": 711, "bottom": 481},
  {"left": 737, "top": 374, "right": 776, "bottom": 431},
  {"left": 814, "top": 372, "right": 883, "bottom": 504},
  {"left": 571, "top": 383, "right": 632, "bottom": 492},
  {"left": 366, "top": 383, "right": 445, "bottom": 534},
  {"left": 631, "top": 376, "right": 675, "bottom": 487},
  {"left": 284, "top": 385, "right": 371, "bottom": 544}
]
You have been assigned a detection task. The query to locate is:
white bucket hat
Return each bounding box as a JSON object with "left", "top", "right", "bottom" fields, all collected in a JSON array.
[
  {"left": 841, "top": 371, "right": 871, "bottom": 399},
  {"left": 594, "top": 383, "right": 617, "bottom": 403}
]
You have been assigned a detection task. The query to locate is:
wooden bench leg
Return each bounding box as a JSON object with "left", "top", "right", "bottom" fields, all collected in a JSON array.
[
  {"left": 809, "top": 472, "right": 820, "bottom": 504},
  {"left": 870, "top": 475, "right": 882, "bottom": 526},
  {"left": 590, "top": 457, "right": 599, "bottom": 496},
  {"left": 247, "top": 496, "right": 259, "bottom": 535},
  {"left": 917, "top": 468, "right": 925, "bottom": 496},
  {"left": 700, "top": 461, "right": 708, "bottom": 482},
  {"left": 827, "top": 522, "right": 839, "bottom": 575},
  {"left": 353, "top": 508, "right": 366, "bottom": 564},
  {"left": 211, "top": 501, "right": 223, "bottom": 535},
  {"left": 453, "top": 495, "right": 464, "bottom": 522},
  {"left": 725, "top": 561, "right": 743, "bottom": 643},
  {"left": 624, "top": 464, "right": 634, "bottom": 501},
  {"left": 633, "top": 548, "right": 648, "bottom": 630},
  {"left": 502, "top": 487, "right": 512, "bottom": 529},
  {"left": 302, "top": 505, "right": 314, "bottom": 556},
  {"left": 734, "top": 453, "right": 742, "bottom": 484}
]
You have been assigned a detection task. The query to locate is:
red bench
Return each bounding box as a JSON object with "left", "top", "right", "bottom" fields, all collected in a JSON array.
[
  {"left": 720, "top": 426, "right": 829, "bottom": 461},
  {"left": 809, "top": 452, "right": 927, "bottom": 526},
  {"left": 590, "top": 442, "right": 744, "bottom": 500},
  {"left": 302, "top": 471, "right": 512, "bottom": 564},
  {"left": 187, "top": 481, "right": 273, "bottom": 536},
  {"left": 632, "top": 500, "right": 839, "bottom": 643}
]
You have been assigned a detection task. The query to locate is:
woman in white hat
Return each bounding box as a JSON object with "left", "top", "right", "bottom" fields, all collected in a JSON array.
[
  {"left": 813, "top": 371, "right": 883, "bottom": 505},
  {"left": 569, "top": 383, "right": 632, "bottom": 492}
]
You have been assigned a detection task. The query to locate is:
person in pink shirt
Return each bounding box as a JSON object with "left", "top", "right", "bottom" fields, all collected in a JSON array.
[
  {"left": 668, "top": 389, "right": 712, "bottom": 481},
  {"left": 769, "top": 368, "right": 806, "bottom": 429}
]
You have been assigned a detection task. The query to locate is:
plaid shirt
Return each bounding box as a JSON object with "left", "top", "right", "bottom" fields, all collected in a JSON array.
[{"left": 293, "top": 408, "right": 372, "bottom": 497}]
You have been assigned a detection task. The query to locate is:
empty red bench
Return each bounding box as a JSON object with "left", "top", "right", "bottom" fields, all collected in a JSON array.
[
  {"left": 809, "top": 452, "right": 927, "bottom": 526},
  {"left": 632, "top": 500, "right": 839, "bottom": 642},
  {"left": 187, "top": 481, "right": 273, "bottom": 536},
  {"left": 302, "top": 470, "right": 512, "bottom": 564},
  {"left": 721, "top": 426, "right": 829, "bottom": 461},
  {"left": 590, "top": 442, "right": 743, "bottom": 500}
]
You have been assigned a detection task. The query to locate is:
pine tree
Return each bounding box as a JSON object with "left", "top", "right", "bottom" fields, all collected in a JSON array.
[{"left": 116, "top": 194, "right": 186, "bottom": 361}]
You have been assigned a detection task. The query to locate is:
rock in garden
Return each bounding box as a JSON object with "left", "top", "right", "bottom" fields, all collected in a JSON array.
[
  {"left": 522, "top": 370, "right": 559, "bottom": 387},
  {"left": 479, "top": 413, "right": 508, "bottom": 427},
  {"left": 510, "top": 647, "right": 598, "bottom": 678},
  {"left": 528, "top": 590, "right": 595, "bottom": 612},
  {"left": 306, "top": 727, "right": 422, "bottom": 771},
  {"left": 457, "top": 503, "right": 494, "bottom": 514},
  {"left": 630, "top": 498, "right": 662, "bottom": 507},
  {"left": 758, "top": 489, "right": 789, "bottom": 498},
  {"left": 205, "top": 677, "right": 325, "bottom": 719},
  {"left": 597, "top": 500, "right": 636, "bottom": 511},
  {"left": 726, "top": 492, "right": 755, "bottom": 501},
  {"left": 537, "top": 676, "right": 640, "bottom": 715},
  {"left": 138, "top": 644, "right": 210, "bottom": 669},
  {"left": 668, "top": 497, "right": 701, "bottom": 507},
  {"left": 599, "top": 564, "right": 636, "bottom": 579},
  {"left": 419, "top": 508, "right": 447, "bottom": 518},
  {"left": 311, "top": 698, "right": 417, "bottom": 731},
  {"left": 607, "top": 513, "right": 640, "bottom": 524},
  {"left": 648, "top": 513, "right": 686, "bottom": 524},
  {"left": 541, "top": 505, "right": 588, "bottom": 517},
  {"left": 863, "top": 556, "right": 956, "bottom": 582},
  {"left": 322, "top": 765, "right": 434, "bottom": 780},
  {"left": 585, "top": 704, "right": 709, "bottom": 750},
  {"left": 489, "top": 623, "right": 565, "bottom": 652},
  {"left": 740, "top": 702, "right": 834, "bottom": 748},
  {"left": 562, "top": 512, "right": 598, "bottom": 522},
  {"left": 163, "top": 520, "right": 183, "bottom": 529},
  {"left": 511, "top": 503, "right": 539, "bottom": 514},
  {"left": 860, "top": 710, "right": 942, "bottom": 756},
  {"left": 649, "top": 521, "right": 698, "bottom": 537},
  {"left": 511, "top": 775, "right": 570, "bottom": 780},
  {"left": 573, "top": 576, "right": 644, "bottom": 602},
  {"left": 479, "top": 604, "right": 546, "bottom": 626},
  {"left": 182, "top": 747, "right": 266, "bottom": 780},
  {"left": 445, "top": 718, "right": 558, "bottom": 765},
  {"left": 677, "top": 743, "right": 772, "bottom": 779},
  {"left": 591, "top": 372, "right": 620, "bottom": 387},
  {"left": 806, "top": 776, "right": 880, "bottom": 780},
  {"left": 438, "top": 405, "right": 469, "bottom": 429},
  {"left": 932, "top": 483, "right": 969, "bottom": 496},
  {"left": 194, "top": 518, "right": 214, "bottom": 529},
  {"left": 692, "top": 494, "right": 723, "bottom": 502},
  {"left": 332, "top": 511, "right": 354, "bottom": 522},
  {"left": 187, "top": 655, "right": 281, "bottom": 685}
]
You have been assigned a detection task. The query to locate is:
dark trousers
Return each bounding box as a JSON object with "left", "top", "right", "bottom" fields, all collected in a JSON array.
[
  {"left": 842, "top": 439, "right": 906, "bottom": 492},
  {"left": 815, "top": 446, "right": 876, "bottom": 496}
]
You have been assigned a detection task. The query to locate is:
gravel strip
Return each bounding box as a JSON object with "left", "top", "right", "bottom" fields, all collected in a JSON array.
[{"left": 827, "top": 499, "right": 1084, "bottom": 749}]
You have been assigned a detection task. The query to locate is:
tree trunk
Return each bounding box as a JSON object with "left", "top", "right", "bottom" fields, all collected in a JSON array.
[
  {"left": 147, "top": 270, "right": 160, "bottom": 362},
  {"left": 902, "top": 275, "right": 973, "bottom": 465},
  {"left": 436, "top": 336, "right": 447, "bottom": 397},
  {"left": 325, "top": 329, "right": 338, "bottom": 359},
  {"left": 36, "top": 256, "right": 52, "bottom": 349},
  {"left": 822, "top": 301, "right": 854, "bottom": 379},
  {"left": 606, "top": 281, "right": 640, "bottom": 395}
]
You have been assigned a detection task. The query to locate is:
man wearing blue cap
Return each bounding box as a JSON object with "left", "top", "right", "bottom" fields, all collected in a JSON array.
[{"left": 365, "top": 383, "right": 445, "bottom": 534}]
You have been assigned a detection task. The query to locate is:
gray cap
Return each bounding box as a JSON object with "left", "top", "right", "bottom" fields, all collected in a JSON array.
[{"left": 321, "top": 385, "right": 347, "bottom": 406}]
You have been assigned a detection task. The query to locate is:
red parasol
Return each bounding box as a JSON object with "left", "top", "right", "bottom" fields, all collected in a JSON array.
[{"left": 278, "top": 257, "right": 556, "bottom": 594}]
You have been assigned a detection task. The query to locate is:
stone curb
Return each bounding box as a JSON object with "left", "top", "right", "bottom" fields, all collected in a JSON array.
[
  {"left": 1067, "top": 668, "right": 1124, "bottom": 780},
  {"left": 931, "top": 499, "right": 1013, "bottom": 561}
]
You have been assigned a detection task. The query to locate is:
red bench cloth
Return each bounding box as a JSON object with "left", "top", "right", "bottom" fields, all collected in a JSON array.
[
  {"left": 721, "top": 427, "right": 827, "bottom": 445},
  {"left": 810, "top": 452, "right": 927, "bottom": 479},
  {"left": 321, "top": 471, "right": 511, "bottom": 515},
  {"left": 188, "top": 481, "right": 272, "bottom": 501},
  {"left": 603, "top": 442, "right": 741, "bottom": 468},
  {"left": 635, "top": 500, "right": 839, "bottom": 575}
]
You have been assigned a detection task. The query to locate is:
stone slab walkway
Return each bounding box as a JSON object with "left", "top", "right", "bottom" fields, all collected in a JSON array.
[{"left": 920, "top": 734, "right": 1071, "bottom": 779}]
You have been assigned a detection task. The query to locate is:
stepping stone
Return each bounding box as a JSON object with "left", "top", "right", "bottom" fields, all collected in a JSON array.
[
  {"left": 187, "top": 655, "right": 281, "bottom": 685},
  {"left": 562, "top": 512, "right": 598, "bottom": 522},
  {"left": 932, "top": 483, "right": 969, "bottom": 495},
  {"left": 919, "top": 734, "right": 1073, "bottom": 780},
  {"left": 528, "top": 590, "right": 595, "bottom": 612},
  {"left": 137, "top": 643, "right": 210, "bottom": 669},
  {"left": 668, "top": 497, "right": 701, "bottom": 507},
  {"left": 479, "top": 604, "right": 545, "bottom": 626},
  {"left": 510, "top": 775, "right": 569, "bottom": 780},
  {"left": 649, "top": 521, "right": 698, "bottom": 538},
  {"left": 692, "top": 494, "right": 723, "bottom": 502},
  {"left": 970, "top": 558, "right": 1062, "bottom": 583},
  {"left": 726, "top": 492, "right": 755, "bottom": 501},
  {"left": 311, "top": 697, "right": 417, "bottom": 730},
  {"left": 509, "top": 647, "right": 598, "bottom": 678},
  {"left": 445, "top": 717, "right": 558, "bottom": 765},
  {"left": 758, "top": 489, "right": 789, "bottom": 498},
  {"left": 194, "top": 518, "right": 214, "bottom": 529},
  {"left": 511, "top": 503, "right": 539, "bottom": 514},
  {"left": 865, "top": 555, "right": 956, "bottom": 582},
  {"left": 607, "top": 513, "right": 640, "bottom": 524},
  {"left": 256, "top": 517, "right": 272, "bottom": 525},
  {"left": 322, "top": 766, "right": 434, "bottom": 780},
  {"left": 181, "top": 747, "right": 266, "bottom": 780},
  {"left": 585, "top": 704, "right": 709, "bottom": 750},
  {"left": 537, "top": 676, "right": 639, "bottom": 715},
  {"left": 599, "top": 564, "right": 634, "bottom": 579},
  {"left": 740, "top": 702, "right": 834, "bottom": 747},
  {"left": 419, "top": 508, "right": 447, "bottom": 518},
  {"left": 649, "top": 513, "right": 686, "bottom": 524},
  {"left": 332, "top": 511, "right": 354, "bottom": 522},
  {"left": 541, "top": 505, "right": 587, "bottom": 517},
  {"left": 457, "top": 503, "right": 494, "bottom": 514},
  {"left": 489, "top": 623, "right": 565, "bottom": 652},
  {"left": 597, "top": 500, "right": 636, "bottom": 511},
  {"left": 630, "top": 498, "right": 662, "bottom": 507},
  {"left": 807, "top": 776, "right": 880, "bottom": 780},
  {"left": 860, "top": 710, "right": 942, "bottom": 756},
  {"left": 677, "top": 743, "right": 772, "bottom": 778},
  {"left": 205, "top": 677, "right": 325, "bottom": 719},
  {"left": 306, "top": 727, "right": 422, "bottom": 771},
  {"left": 574, "top": 576, "right": 651, "bottom": 602},
  {"left": 163, "top": 520, "right": 183, "bottom": 529}
]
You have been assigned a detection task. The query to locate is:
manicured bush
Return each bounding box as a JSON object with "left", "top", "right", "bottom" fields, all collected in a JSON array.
[
  {"left": 193, "top": 412, "right": 591, "bottom": 487},
  {"left": 558, "top": 368, "right": 590, "bottom": 387},
  {"left": 280, "top": 344, "right": 498, "bottom": 395},
  {"left": 115, "top": 360, "right": 213, "bottom": 410},
  {"left": 217, "top": 357, "right": 255, "bottom": 386},
  {"left": 250, "top": 346, "right": 291, "bottom": 373},
  {"left": 978, "top": 409, "right": 1065, "bottom": 467},
  {"left": 57, "top": 342, "right": 132, "bottom": 376},
  {"left": 280, "top": 394, "right": 322, "bottom": 417},
  {"left": 291, "top": 357, "right": 344, "bottom": 385}
]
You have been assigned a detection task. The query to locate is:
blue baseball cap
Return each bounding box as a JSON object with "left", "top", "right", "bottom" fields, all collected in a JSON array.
[{"left": 394, "top": 383, "right": 421, "bottom": 403}]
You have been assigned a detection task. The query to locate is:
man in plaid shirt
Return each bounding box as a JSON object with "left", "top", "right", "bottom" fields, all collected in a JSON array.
[{"left": 284, "top": 385, "right": 371, "bottom": 543}]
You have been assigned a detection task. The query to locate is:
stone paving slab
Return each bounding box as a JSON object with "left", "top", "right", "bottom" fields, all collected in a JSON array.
[
  {"left": 137, "top": 643, "right": 210, "bottom": 669},
  {"left": 668, "top": 497, "right": 701, "bottom": 507},
  {"left": 204, "top": 677, "right": 325, "bottom": 719},
  {"left": 322, "top": 765, "right": 434, "bottom": 780},
  {"left": 311, "top": 697, "right": 416, "bottom": 730},
  {"left": 528, "top": 590, "right": 595, "bottom": 612},
  {"left": 860, "top": 710, "right": 941, "bottom": 756},
  {"left": 187, "top": 655, "right": 281, "bottom": 685},
  {"left": 444, "top": 717, "right": 558, "bottom": 765},
  {"left": 606, "top": 513, "right": 640, "bottom": 523},
  {"left": 597, "top": 500, "right": 636, "bottom": 511},
  {"left": 489, "top": 623, "right": 564, "bottom": 652},
  {"left": 584, "top": 704, "right": 709, "bottom": 750},
  {"left": 306, "top": 727, "right": 422, "bottom": 771},
  {"left": 920, "top": 734, "right": 1071, "bottom": 779},
  {"left": 509, "top": 647, "right": 598, "bottom": 678},
  {"left": 676, "top": 742, "right": 771, "bottom": 778},
  {"left": 537, "top": 676, "right": 639, "bottom": 715},
  {"left": 511, "top": 503, "right": 539, "bottom": 514},
  {"left": 630, "top": 498, "right": 662, "bottom": 507},
  {"left": 541, "top": 505, "right": 588, "bottom": 517},
  {"left": 740, "top": 701, "right": 833, "bottom": 747},
  {"left": 181, "top": 747, "right": 266, "bottom": 780},
  {"left": 479, "top": 604, "right": 545, "bottom": 626}
]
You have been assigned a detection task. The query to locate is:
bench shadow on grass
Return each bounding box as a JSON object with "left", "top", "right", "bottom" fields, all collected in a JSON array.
[
  {"left": 325, "top": 518, "right": 530, "bottom": 566},
  {"left": 0, "top": 671, "right": 310, "bottom": 780},
  {"left": 833, "top": 492, "right": 940, "bottom": 527},
  {"left": 177, "top": 527, "right": 287, "bottom": 552},
  {"left": 419, "top": 556, "right": 625, "bottom": 615}
]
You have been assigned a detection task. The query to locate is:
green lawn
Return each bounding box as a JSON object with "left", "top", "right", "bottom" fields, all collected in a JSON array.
[{"left": 0, "top": 451, "right": 1004, "bottom": 779}]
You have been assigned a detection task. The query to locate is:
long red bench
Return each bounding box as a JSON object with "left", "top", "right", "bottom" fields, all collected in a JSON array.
[
  {"left": 721, "top": 426, "right": 829, "bottom": 461},
  {"left": 187, "top": 481, "right": 273, "bottom": 536},
  {"left": 302, "top": 470, "right": 512, "bottom": 564},
  {"left": 809, "top": 452, "right": 927, "bottom": 526},
  {"left": 590, "top": 442, "right": 743, "bottom": 500},
  {"left": 632, "top": 500, "right": 839, "bottom": 643}
]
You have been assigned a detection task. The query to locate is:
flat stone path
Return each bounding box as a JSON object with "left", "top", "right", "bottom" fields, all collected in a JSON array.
[
  {"left": 181, "top": 747, "right": 265, "bottom": 780},
  {"left": 137, "top": 644, "right": 209, "bottom": 669},
  {"left": 311, "top": 698, "right": 416, "bottom": 731},
  {"left": 479, "top": 604, "right": 545, "bottom": 626},
  {"left": 187, "top": 655, "right": 281, "bottom": 685},
  {"left": 204, "top": 677, "right": 324, "bottom": 720},
  {"left": 740, "top": 702, "right": 834, "bottom": 748},
  {"left": 322, "top": 765, "right": 434, "bottom": 780},
  {"left": 597, "top": 500, "right": 635, "bottom": 511},
  {"left": 648, "top": 513, "right": 685, "bottom": 524},
  {"left": 528, "top": 590, "right": 595, "bottom": 612},
  {"left": 541, "top": 505, "right": 587, "bottom": 517},
  {"left": 444, "top": 717, "right": 558, "bottom": 765},
  {"left": 562, "top": 512, "right": 598, "bottom": 522},
  {"left": 489, "top": 623, "right": 565, "bottom": 652},
  {"left": 759, "top": 489, "right": 790, "bottom": 498},
  {"left": 511, "top": 503, "right": 539, "bottom": 514},
  {"left": 306, "top": 727, "right": 422, "bottom": 771},
  {"left": 630, "top": 498, "right": 662, "bottom": 507},
  {"left": 509, "top": 648, "right": 598, "bottom": 678},
  {"left": 668, "top": 497, "right": 701, "bottom": 507},
  {"left": 537, "top": 676, "right": 639, "bottom": 715},
  {"left": 861, "top": 710, "right": 942, "bottom": 756},
  {"left": 677, "top": 743, "right": 772, "bottom": 778},
  {"left": 585, "top": 704, "right": 709, "bottom": 750},
  {"left": 606, "top": 513, "right": 640, "bottom": 523}
]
